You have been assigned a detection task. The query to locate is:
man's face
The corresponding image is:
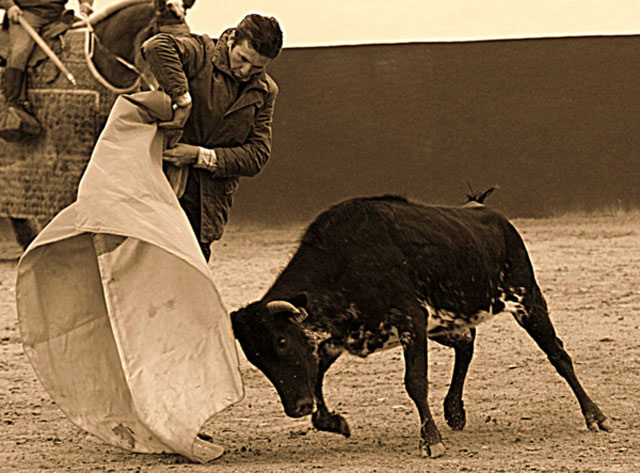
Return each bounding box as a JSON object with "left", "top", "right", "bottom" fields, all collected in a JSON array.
[{"left": 228, "top": 38, "right": 272, "bottom": 82}]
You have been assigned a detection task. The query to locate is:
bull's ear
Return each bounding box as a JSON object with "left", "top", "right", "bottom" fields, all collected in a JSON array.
[
  {"left": 286, "top": 293, "right": 308, "bottom": 310},
  {"left": 285, "top": 293, "right": 309, "bottom": 324}
]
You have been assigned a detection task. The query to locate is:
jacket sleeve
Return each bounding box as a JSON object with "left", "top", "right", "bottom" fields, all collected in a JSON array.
[
  {"left": 140, "top": 33, "right": 204, "bottom": 101},
  {"left": 0, "top": 0, "right": 17, "bottom": 10},
  {"left": 211, "top": 83, "right": 279, "bottom": 178}
]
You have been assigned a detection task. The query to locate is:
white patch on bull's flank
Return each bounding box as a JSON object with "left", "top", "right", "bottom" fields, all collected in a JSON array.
[
  {"left": 346, "top": 324, "right": 408, "bottom": 354},
  {"left": 419, "top": 286, "right": 528, "bottom": 335},
  {"left": 343, "top": 311, "right": 403, "bottom": 356},
  {"left": 322, "top": 339, "right": 344, "bottom": 358},
  {"left": 303, "top": 326, "right": 333, "bottom": 357},
  {"left": 505, "top": 286, "right": 528, "bottom": 325},
  {"left": 324, "top": 287, "right": 529, "bottom": 355},
  {"left": 381, "top": 326, "right": 401, "bottom": 350}
]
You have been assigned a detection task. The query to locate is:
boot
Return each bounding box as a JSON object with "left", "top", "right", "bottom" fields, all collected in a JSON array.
[
  {"left": 1, "top": 67, "right": 36, "bottom": 114},
  {"left": 1, "top": 67, "right": 24, "bottom": 107},
  {"left": 0, "top": 67, "right": 42, "bottom": 141}
]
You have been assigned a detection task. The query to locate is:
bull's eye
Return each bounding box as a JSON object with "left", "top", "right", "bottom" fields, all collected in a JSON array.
[{"left": 277, "top": 337, "right": 288, "bottom": 350}]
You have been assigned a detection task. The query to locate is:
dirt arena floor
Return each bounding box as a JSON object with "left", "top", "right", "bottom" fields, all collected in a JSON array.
[{"left": 1, "top": 212, "right": 639, "bottom": 472}]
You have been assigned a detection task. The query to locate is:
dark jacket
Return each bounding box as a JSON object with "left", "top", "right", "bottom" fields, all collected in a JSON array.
[
  {"left": 142, "top": 30, "right": 278, "bottom": 242},
  {"left": 0, "top": 0, "right": 66, "bottom": 21}
]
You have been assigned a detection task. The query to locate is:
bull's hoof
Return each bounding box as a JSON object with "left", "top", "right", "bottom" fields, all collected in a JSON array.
[
  {"left": 312, "top": 411, "right": 351, "bottom": 437},
  {"left": 444, "top": 401, "right": 466, "bottom": 431},
  {"left": 420, "top": 441, "right": 446, "bottom": 458},
  {"left": 587, "top": 415, "right": 613, "bottom": 433}
]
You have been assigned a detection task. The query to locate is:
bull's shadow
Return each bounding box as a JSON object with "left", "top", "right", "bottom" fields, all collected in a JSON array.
[{"left": 231, "top": 194, "right": 611, "bottom": 459}]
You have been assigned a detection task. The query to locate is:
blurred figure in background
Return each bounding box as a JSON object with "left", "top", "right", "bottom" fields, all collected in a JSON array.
[
  {"left": 154, "top": 0, "right": 194, "bottom": 34},
  {"left": 0, "top": 0, "right": 93, "bottom": 120}
]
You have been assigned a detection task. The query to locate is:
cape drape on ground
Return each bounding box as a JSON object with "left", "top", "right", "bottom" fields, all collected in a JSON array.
[{"left": 15, "top": 92, "right": 244, "bottom": 462}]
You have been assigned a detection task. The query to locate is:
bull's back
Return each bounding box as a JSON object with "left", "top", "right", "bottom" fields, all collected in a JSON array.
[
  {"left": 299, "top": 196, "right": 531, "bottom": 313},
  {"left": 303, "top": 195, "right": 513, "bottom": 267}
]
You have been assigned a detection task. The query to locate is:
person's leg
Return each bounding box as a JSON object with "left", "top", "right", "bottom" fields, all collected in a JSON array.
[
  {"left": 3, "top": 11, "right": 50, "bottom": 110},
  {"left": 1, "top": 67, "right": 23, "bottom": 106},
  {"left": 178, "top": 171, "right": 211, "bottom": 262},
  {"left": 198, "top": 240, "right": 211, "bottom": 262},
  {"left": 6, "top": 11, "right": 51, "bottom": 70},
  {"left": 1, "top": 22, "right": 31, "bottom": 107}
]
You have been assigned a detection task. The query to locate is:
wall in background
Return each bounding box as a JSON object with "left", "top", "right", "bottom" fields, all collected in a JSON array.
[{"left": 231, "top": 35, "right": 640, "bottom": 225}]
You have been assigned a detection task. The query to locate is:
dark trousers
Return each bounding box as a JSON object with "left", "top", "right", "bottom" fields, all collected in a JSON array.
[
  {"left": 179, "top": 169, "right": 211, "bottom": 262},
  {"left": 6, "top": 11, "right": 51, "bottom": 70}
]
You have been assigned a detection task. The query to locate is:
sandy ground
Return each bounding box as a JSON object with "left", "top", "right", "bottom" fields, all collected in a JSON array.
[{"left": 1, "top": 213, "right": 639, "bottom": 472}]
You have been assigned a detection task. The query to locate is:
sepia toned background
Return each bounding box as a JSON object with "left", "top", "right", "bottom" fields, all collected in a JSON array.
[
  {"left": 2, "top": 1, "right": 640, "bottom": 471},
  {"left": 235, "top": 35, "right": 640, "bottom": 222},
  {"left": 101, "top": 0, "right": 640, "bottom": 223},
  {"left": 2, "top": 1, "right": 640, "bottom": 225}
]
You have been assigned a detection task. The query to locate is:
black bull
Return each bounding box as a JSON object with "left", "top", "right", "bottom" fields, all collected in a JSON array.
[{"left": 231, "top": 195, "right": 610, "bottom": 458}]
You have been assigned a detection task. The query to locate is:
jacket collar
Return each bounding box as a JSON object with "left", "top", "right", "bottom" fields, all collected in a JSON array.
[{"left": 211, "top": 29, "right": 270, "bottom": 94}]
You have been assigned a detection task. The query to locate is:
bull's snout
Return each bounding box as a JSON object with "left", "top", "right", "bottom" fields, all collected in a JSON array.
[{"left": 290, "top": 397, "right": 314, "bottom": 417}]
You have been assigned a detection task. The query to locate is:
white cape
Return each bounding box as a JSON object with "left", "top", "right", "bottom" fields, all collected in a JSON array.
[{"left": 15, "top": 92, "right": 244, "bottom": 462}]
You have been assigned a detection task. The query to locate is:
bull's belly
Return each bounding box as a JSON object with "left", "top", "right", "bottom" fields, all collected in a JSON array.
[
  {"left": 343, "top": 286, "right": 528, "bottom": 356},
  {"left": 421, "top": 286, "right": 528, "bottom": 337},
  {"left": 424, "top": 306, "right": 496, "bottom": 338}
]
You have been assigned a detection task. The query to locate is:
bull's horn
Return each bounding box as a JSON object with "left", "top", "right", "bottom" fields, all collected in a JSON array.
[
  {"left": 265, "top": 300, "right": 299, "bottom": 314},
  {"left": 265, "top": 300, "right": 309, "bottom": 323}
]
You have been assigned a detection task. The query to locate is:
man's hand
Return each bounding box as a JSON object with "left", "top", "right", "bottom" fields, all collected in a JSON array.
[
  {"left": 163, "top": 143, "right": 199, "bottom": 167},
  {"left": 167, "top": 0, "right": 185, "bottom": 20},
  {"left": 79, "top": 1, "right": 93, "bottom": 16},
  {"left": 162, "top": 101, "right": 192, "bottom": 129},
  {"left": 159, "top": 96, "right": 192, "bottom": 148},
  {"left": 7, "top": 5, "right": 22, "bottom": 23}
]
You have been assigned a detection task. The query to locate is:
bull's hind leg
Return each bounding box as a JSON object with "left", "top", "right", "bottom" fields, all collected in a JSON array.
[
  {"left": 311, "top": 345, "right": 350, "bottom": 437},
  {"left": 431, "top": 328, "right": 476, "bottom": 430},
  {"left": 516, "top": 286, "right": 611, "bottom": 432},
  {"left": 401, "top": 309, "right": 445, "bottom": 458}
]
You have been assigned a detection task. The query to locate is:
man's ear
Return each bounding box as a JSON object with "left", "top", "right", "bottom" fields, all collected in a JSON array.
[{"left": 227, "top": 31, "right": 236, "bottom": 47}]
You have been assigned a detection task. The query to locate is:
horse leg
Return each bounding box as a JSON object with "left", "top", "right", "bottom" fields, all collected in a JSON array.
[
  {"left": 10, "top": 217, "right": 39, "bottom": 250},
  {"left": 431, "top": 328, "right": 476, "bottom": 430}
]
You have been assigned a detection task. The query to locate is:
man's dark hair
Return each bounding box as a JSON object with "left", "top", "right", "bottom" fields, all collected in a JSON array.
[{"left": 235, "top": 14, "right": 283, "bottom": 59}]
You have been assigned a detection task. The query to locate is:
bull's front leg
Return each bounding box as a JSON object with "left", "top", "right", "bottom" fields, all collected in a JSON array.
[
  {"left": 401, "top": 314, "right": 445, "bottom": 458},
  {"left": 311, "top": 344, "right": 350, "bottom": 437}
]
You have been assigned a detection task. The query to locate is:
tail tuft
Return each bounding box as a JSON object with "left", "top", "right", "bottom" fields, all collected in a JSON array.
[{"left": 465, "top": 182, "right": 499, "bottom": 204}]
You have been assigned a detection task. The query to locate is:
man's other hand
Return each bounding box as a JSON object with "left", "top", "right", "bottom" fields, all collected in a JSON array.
[
  {"left": 159, "top": 99, "right": 192, "bottom": 148},
  {"left": 163, "top": 143, "right": 199, "bottom": 167},
  {"left": 167, "top": 0, "right": 185, "bottom": 20},
  {"left": 8, "top": 5, "right": 23, "bottom": 23},
  {"left": 79, "top": 2, "right": 93, "bottom": 16}
]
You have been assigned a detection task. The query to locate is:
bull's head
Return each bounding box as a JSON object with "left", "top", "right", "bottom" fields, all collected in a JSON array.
[{"left": 231, "top": 295, "right": 317, "bottom": 418}]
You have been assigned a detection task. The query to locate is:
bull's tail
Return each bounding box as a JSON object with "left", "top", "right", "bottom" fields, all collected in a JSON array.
[{"left": 465, "top": 183, "right": 499, "bottom": 205}]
